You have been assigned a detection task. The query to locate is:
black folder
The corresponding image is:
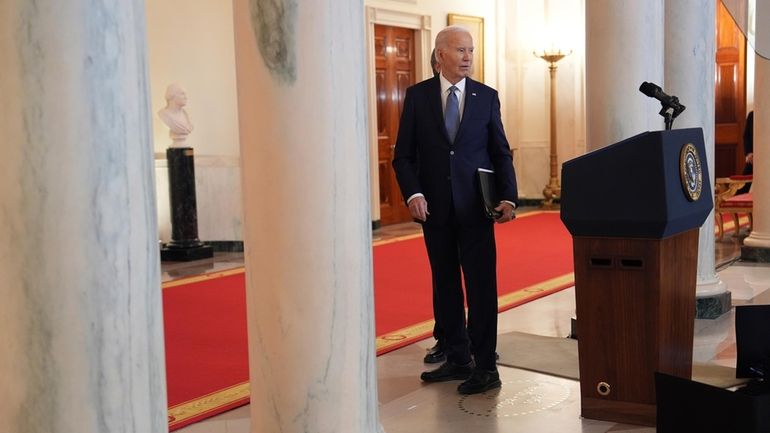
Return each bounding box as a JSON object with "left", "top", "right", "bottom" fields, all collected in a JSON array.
[{"left": 477, "top": 168, "right": 502, "bottom": 219}]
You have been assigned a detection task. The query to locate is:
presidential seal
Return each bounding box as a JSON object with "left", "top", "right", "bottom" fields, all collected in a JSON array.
[{"left": 679, "top": 143, "right": 702, "bottom": 201}]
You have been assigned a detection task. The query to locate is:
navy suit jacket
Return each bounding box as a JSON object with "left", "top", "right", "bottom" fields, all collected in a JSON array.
[{"left": 392, "top": 76, "right": 518, "bottom": 226}]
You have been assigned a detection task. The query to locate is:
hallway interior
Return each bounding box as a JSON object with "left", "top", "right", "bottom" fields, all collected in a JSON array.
[{"left": 168, "top": 211, "right": 762, "bottom": 433}]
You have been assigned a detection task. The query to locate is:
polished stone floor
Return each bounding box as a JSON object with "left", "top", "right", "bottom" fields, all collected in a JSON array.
[{"left": 171, "top": 213, "right": 765, "bottom": 433}]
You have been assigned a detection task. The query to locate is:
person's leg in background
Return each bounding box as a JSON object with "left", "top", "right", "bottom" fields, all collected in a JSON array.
[{"left": 424, "top": 276, "right": 447, "bottom": 363}]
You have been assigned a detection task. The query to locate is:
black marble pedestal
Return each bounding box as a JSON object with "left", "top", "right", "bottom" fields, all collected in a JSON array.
[
  {"left": 741, "top": 245, "right": 770, "bottom": 262},
  {"left": 696, "top": 291, "right": 732, "bottom": 319},
  {"left": 160, "top": 147, "right": 213, "bottom": 262},
  {"left": 161, "top": 243, "right": 213, "bottom": 261}
]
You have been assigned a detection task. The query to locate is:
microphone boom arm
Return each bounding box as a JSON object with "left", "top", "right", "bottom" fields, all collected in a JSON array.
[{"left": 659, "top": 98, "right": 685, "bottom": 130}]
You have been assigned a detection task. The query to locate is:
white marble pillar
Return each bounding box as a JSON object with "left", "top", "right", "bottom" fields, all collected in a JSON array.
[
  {"left": 232, "top": 1, "right": 381, "bottom": 432},
  {"left": 585, "top": 0, "right": 664, "bottom": 150},
  {"left": 0, "top": 2, "right": 167, "bottom": 433},
  {"left": 665, "top": 0, "right": 728, "bottom": 317},
  {"left": 743, "top": 0, "right": 770, "bottom": 251}
]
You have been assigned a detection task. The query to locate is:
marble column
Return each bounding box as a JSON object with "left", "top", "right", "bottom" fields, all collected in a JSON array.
[
  {"left": 569, "top": 0, "right": 664, "bottom": 341},
  {"left": 0, "top": 2, "right": 167, "bottom": 433},
  {"left": 743, "top": 0, "right": 770, "bottom": 258},
  {"left": 232, "top": 1, "right": 381, "bottom": 433},
  {"left": 585, "top": 0, "right": 664, "bottom": 151},
  {"left": 665, "top": 0, "right": 728, "bottom": 318}
]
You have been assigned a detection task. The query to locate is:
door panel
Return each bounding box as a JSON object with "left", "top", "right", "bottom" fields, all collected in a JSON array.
[
  {"left": 714, "top": 1, "right": 747, "bottom": 178},
  {"left": 375, "top": 24, "right": 416, "bottom": 225}
]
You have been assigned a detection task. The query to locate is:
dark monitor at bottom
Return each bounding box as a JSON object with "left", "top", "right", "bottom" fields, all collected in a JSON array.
[
  {"left": 655, "top": 372, "right": 769, "bottom": 433},
  {"left": 736, "top": 305, "right": 770, "bottom": 379}
]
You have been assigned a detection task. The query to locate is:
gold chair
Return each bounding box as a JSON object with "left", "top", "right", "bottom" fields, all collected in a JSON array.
[{"left": 714, "top": 175, "right": 753, "bottom": 240}]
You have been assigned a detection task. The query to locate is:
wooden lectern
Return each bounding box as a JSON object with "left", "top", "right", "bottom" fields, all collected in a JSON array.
[{"left": 560, "top": 128, "right": 713, "bottom": 426}]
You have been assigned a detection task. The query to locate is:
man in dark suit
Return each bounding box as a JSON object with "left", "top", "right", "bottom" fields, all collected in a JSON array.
[
  {"left": 392, "top": 25, "right": 518, "bottom": 395},
  {"left": 430, "top": 48, "right": 440, "bottom": 77},
  {"left": 423, "top": 47, "right": 446, "bottom": 365},
  {"left": 738, "top": 110, "right": 754, "bottom": 194},
  {"left": 744, "top": 110, "right": 754, "bottom": 174}
]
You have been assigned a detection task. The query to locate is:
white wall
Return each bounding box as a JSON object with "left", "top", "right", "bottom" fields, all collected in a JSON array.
[
  {"left": 503, "top": 0, "right": 586, "bottom": 199},
  {"left": 144, "top": 0, "right": 589, "bottom": 240},
  {"left": 146, "top": 1, "right": 240, "bottom": 156},
  {"left": 146, "top": 0, "right": 242, "bottom": 242}
]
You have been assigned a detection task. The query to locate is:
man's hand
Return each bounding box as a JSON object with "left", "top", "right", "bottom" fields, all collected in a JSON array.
[
  {"left": 408, "top": 196, "right": 430, "bottom": 222},
  {"left": 494, "top": 202, "right": 515, "bottom": 224}
]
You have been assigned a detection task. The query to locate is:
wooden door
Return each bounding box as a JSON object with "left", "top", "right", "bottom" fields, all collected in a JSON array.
[
  {"left": 375, "top": 24, "right": 415, "bottom": 225},
  {"left": 714, "top": 1, "right": 747, "bottom": 177}
]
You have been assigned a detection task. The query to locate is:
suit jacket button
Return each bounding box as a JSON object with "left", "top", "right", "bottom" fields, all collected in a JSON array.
[
  {"left": 447, "top": 176, "right": 451, "bottom": 181},
  {"left": 450, "top": 151, "right": 455, "bottom": 155}
]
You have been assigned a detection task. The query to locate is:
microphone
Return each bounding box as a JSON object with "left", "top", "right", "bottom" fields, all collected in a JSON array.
[{"left": 639, "top": 82, "right": 685, "bottom": 117}]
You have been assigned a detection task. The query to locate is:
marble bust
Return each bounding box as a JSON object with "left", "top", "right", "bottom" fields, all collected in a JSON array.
[{"left": 158, "top": 83, "right": 193, "bottom": 147}]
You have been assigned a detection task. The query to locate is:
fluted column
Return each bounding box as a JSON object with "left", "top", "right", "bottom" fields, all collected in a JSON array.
[
  {"left": 665, "top": 0, "right": 727, "bottom": 317},
  {"left": 0, "top": 2, "right": 167, "bottom": 433},
  {"left": 585, "top": 0, "right": 664, "bottom": 150},
  {"left": 743, "top": 0, "right": 770, "bottom": 257},
  {"left": 232, "top": 1, "right": 381, "bottom": 432}
]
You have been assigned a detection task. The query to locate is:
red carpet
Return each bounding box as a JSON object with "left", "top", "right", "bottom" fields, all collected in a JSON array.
[
  {"left": 163, "top": 270, "right": 250, "bottom": 431},
  {"left": 373, "top": 211, "right": 574, "bottom": 354},
  {"left": 164, "top": 211, "right": 574, "bottom": 429}
]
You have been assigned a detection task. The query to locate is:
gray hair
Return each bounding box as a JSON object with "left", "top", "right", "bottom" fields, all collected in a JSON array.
[{"left": 435, "top": 25, "right": 472, "bottom": 50}]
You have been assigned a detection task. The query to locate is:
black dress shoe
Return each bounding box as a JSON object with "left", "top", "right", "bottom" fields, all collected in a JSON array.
[
  {"left": 423, "top": 342, "right": 447, "bottom": 364},
  {"left": 457, "top": 369, "right": 502, "bottom": 394},
  {"left": 420, "top": 361, "right": 473, "bottom": 382}
]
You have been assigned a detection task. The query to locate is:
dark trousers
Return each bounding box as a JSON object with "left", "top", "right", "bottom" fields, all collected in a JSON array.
[
  {"left": 431, "top": 278, "right": 443, "bottom": 344},
  {"left": 422, "top": 217, "right": 498, "bottom": 370}
]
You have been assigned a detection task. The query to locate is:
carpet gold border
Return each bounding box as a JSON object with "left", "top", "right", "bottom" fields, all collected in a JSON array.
[
  {"left": 162, "top": 267, "right": 246, "bottom": 289},
  {"left": 497, "top": 273, "right": 575, "bottom": 308},
  {"left": 372, "top": 210, "right": 557, "bottom": 246},
  {"left": 168, "top": 381, "right": 250, "bottom": 427},
  {"left": 373, "top": 233, "right": 424, "bottom": 246},
  {"left": 375, "top": 271, "right": 574, "bottom": 353}
]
